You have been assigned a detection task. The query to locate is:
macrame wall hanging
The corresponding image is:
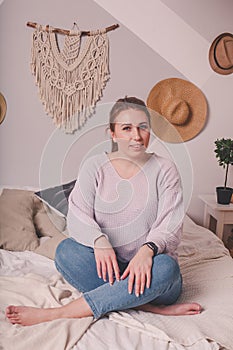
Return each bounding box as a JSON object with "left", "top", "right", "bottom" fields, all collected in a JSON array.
[{"left": 27, "top": 22, "right": 119, "bottom": 133}]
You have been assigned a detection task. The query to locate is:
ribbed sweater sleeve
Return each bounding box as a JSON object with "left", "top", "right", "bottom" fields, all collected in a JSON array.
[
  {"left": 146, "top": 161, "right": 183, "bottom": 255},
  {"left": 67, "top": 156, "right": 106, "bottom": 247}
]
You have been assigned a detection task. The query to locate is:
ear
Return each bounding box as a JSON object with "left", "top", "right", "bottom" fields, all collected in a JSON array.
[{"left": 110, "top": 130, "right": 116, "bottom": 143}]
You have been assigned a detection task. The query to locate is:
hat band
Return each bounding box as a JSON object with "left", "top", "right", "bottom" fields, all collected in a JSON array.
[{"left": 213, "top": 35, "right": 233, "bottom": 71}]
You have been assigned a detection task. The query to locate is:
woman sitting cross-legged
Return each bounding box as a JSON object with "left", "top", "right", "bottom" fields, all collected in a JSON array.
[{"left": 6, "top": 96, "right": 202, "bottom": 326}]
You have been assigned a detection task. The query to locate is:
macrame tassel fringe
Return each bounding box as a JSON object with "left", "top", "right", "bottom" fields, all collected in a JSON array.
[{"left": 31, "top": 26, "right": 110, "bottom": 133}]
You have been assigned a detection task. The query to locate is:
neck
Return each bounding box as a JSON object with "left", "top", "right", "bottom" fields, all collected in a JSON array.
[
  {"left": 108, "top": 151, "right": 152, "bottom": 178},
  {"left": 107, "top": 151, "right": 152, "bottom": 179},
  {"left": 111, "top": 150, "right": 151, "bottom": 165}
]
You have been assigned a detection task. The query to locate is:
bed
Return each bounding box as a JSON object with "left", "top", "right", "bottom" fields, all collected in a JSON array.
[{"left": 0, "top": 185, "right": 233, "bottom": 350}]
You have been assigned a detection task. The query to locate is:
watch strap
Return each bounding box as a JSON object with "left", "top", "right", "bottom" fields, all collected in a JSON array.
[{"left": 142, "top": 242, "right": 158, "bottom": 256}]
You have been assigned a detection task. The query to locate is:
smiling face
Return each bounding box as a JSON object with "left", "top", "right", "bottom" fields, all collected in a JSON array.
[{"left": 110, "top": 109, "right": 150, "bottom": 158}]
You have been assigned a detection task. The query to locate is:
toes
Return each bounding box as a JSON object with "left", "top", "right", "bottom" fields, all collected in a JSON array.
[
  {"left": 187, "top": 310, "right": 201, "bottom": 315},
  {"left": 6, "top": 305, "right": 23, "bottom": 324},
  {"left": 9, "top": 318, "right": 20, "bottom": 324},
  {"left": 191, "top": 303, "right": 202, "bottom": 312},
  {"left": 5, "top": 305, "right": 16, "bottom": 315},
  {"left": 6, "top": 313, "right": 21, "bottom": 324},
  {"left": 187, "top": 303, "right": 202, "bottom": 314}
]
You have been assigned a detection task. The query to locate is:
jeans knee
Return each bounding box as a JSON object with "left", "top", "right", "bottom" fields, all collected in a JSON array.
[
  {"left": 149, "top": 255, "right": 182, "bottom": 304},
  {"left": 55, "top": 238, "right": 71, "bottom": 268},
  {"left": 152, "top": 254, "right": 180, "bottom": 283}
]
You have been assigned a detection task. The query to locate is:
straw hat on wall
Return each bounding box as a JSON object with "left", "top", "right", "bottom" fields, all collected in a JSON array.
[
  {"left": 147, "top": 78, "right": 207, "bottom": 143},
  {"left": 0, "top": 93, "right": 7, "bottom": 124},
  {"left": 209, "top": 32, "right": 233, "bottom": 75}
]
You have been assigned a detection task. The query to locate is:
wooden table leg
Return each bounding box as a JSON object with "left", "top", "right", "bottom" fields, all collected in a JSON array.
[
  {"left": 203, "top": 205, "right": 210, "bottom": 229},
  {"left": 216, "top": 214, "right": 224, "bottom": 240}
]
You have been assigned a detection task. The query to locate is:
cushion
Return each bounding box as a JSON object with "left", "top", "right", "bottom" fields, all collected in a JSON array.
[
  {"left": 35, "top": 180, "right": 76, "bottom": 216},
  {"left": 34, "top": 233, "right": 68, "bottom": 260},
  {"left": 33, "top": 196, "right": 66, "bottom": 237},
  {"left": 0, "top": 189, "right": 39, "bottom": 251},
  {"left": 33, "top": 195, "right": 68, "bottom": 259}
]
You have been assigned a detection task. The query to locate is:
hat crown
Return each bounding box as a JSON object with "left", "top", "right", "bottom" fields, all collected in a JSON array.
[
  {"left": 215, "top": 35, "right": 233, "bottom": 69},
  {"left": 161, "top": 98, "right": 189, "bottom": 126},
  {"left": 209, "top": 33, "right": 233, "bottom": 74}
]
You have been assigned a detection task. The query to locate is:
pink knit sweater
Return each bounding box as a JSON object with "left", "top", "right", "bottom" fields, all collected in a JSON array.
[{"left": 67, "top": 152, "right": 184, "bottom": 262}]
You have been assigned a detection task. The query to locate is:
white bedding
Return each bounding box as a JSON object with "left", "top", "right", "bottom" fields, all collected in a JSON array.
[{"left": 0, "top": 216, "right": 232, "bottom": 350}]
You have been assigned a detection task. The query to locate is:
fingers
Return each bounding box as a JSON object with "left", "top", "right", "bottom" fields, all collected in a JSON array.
[
  {"left": 139, "top": 274, "right": 146, "bottom": 295},
  {"left": 107, "top": 256, "right": 120, "bottom": 284},
  {"left": 96, "top": 259, "right": 102, "bottom": 279},
  {"left": 127, "top": 270, "right": 134, "bottom": 295},
  {"left": 97, "top": 258, "right": 112, "bottom": 282},
  {"left": 124, "top": 269, "right": 151, "bottom": 296},
  {"left": 146, "top": 270, "right": 151, "bottom": 289},
  {"left": 120, "top": 266, "right": 129, "bottom": 281},
  {"left": 107, "top": 259, "right": 114, "bottom": 284},
  {"left": 130, "top": 273, "right": 148, "bottom": 296},
  {"left": 95, "top": 248, "right": 120, "bottom": 284},
  {"left": 112, "top": 259, "right": 120, "bottom": 282},
  {"left": 121, "top": 246, "right": 153, "bottom": 296},
  {"left": 101, "top": 260, "right": 108, "bottom": 282}
]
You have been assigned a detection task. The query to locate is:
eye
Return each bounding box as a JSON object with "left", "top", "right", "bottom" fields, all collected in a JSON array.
[
  {"left": 122, "top": 126, "right": 132, "bottom": 131},
  {"left": 139, "top": 124, "right": 149, "bottom": 130}
]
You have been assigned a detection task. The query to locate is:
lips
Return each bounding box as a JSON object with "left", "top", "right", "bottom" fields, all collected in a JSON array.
[{"left": 130, "top": 144, "right": 144, "bottom": 150}]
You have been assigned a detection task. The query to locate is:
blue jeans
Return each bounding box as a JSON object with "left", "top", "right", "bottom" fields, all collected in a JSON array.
[{"left": 55, "top": 238, "right": 182, "bottom": 319}]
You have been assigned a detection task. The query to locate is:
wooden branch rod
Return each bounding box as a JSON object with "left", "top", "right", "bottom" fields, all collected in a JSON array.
[{"left": 27, "top": 22, "right": 119, "bottom": 36}]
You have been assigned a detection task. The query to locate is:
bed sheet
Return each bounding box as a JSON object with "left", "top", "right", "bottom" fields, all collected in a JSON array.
[{"left": 0, "top": 216, "right": 232, "bottom": 350}]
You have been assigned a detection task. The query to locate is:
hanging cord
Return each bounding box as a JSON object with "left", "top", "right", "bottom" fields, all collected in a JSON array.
[{"left": 27, "top": 21, "right": 119, "bottom": 36}]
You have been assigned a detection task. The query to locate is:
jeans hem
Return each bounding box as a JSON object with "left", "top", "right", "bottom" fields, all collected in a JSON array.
[{"left": 83, "top": 293, "right": 100, "bottom": 319}]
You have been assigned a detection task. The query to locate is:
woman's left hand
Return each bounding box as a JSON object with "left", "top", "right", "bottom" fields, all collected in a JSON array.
[{"left": 120, "top": 245, "right": 154, "bottom": 296}]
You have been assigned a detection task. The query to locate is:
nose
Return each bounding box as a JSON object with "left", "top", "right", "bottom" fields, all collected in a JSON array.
[{"left": 132, "top": 126, "right": 141, "bottom": 140}]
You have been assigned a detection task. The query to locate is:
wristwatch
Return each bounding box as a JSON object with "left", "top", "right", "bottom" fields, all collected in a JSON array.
[{"left": 142, "top": 242, "right": 158, "bottom": 256}]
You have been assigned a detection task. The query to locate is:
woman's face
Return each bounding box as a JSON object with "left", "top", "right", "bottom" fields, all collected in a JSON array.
[{"left": 111, "top": 109, "right": 150, "bottom": 158}]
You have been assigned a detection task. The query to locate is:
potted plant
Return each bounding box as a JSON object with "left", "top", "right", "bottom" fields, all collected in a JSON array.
[{"left": 214, "top": 138, "right": 233, "bottom": 204}]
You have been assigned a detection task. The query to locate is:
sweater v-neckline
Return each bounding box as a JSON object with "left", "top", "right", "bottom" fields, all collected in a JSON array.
[{"left": 104, "top": 152, "right": 154, "bottom": 181}]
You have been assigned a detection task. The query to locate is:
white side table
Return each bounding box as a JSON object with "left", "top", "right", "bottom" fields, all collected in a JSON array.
[{"left": 199, "top": 194, "right": 233, "bottom": 240}]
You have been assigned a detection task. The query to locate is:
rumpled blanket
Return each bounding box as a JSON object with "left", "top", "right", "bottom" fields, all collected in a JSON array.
[
  {"left": 109, "top": 217, "right": 233, "bottom": 350},
  {"left": 1, "top": 217, "right": 233, "bottom": 350},
  {"left": 0, "top": 272, "right": 93, "bottom": 350}
]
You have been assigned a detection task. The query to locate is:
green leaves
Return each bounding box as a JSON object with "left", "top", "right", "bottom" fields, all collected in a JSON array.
[
  {"left": 214, "top": 138, "right": 233, "bottom": 167},
  {"left": 214, "top": 138, "right": 233, "bottom": 188}
]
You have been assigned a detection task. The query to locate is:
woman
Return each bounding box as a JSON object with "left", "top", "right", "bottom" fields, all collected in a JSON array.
[{"left": 6, "top": 97, "right": 201, "bottom": 326}]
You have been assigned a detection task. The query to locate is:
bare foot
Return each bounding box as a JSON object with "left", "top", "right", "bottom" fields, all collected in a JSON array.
[
  {"left": 5, "top": 297, "right": 93, "bottom": 326},
  {"left": 137, "top": 302, "right": 202, "bottom": 316},
  {"left": 5, "top": 305, "right": 63, "bottom": 326}
]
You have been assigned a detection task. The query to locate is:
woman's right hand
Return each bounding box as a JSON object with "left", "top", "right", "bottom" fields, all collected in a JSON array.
[{"left": 94, "top": 236, "right": 120, "bottom": 285}]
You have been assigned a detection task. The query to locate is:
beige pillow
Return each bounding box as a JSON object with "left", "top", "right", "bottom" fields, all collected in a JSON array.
[
  {"left": 33, "top": 196, "right": 68, "bottom": 259},
  {"left": 0, "top": 189, "right": 39, "bottom": 251},
  {"left": 34, "top": 233, "right": 67, "bottom": 260},
  {"left": 33, "top": 196, "right": 66, "bottom": 237}
]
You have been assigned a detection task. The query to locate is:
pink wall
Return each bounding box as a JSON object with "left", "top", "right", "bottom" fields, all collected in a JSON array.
[{"left": 0, "top": 0, "right": 232, "bottom": 225}]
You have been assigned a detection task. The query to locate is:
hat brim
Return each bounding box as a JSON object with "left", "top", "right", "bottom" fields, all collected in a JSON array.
[
  {"left": 0, "top": 93, "right": 7, "bottom": 124},
  {"left": 147, "top": 78, "right": 207, "bottom": 143},
  {"left": 209, "top": 33, "right": 233, "bottom": 75},
  {"left": 148, "top": 109, "right": 184, "bottom": 143}
]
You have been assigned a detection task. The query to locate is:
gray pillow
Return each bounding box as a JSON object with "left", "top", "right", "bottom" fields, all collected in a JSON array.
[{"left": 35, "top": 180, "right": 76, "bottom": 216}]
